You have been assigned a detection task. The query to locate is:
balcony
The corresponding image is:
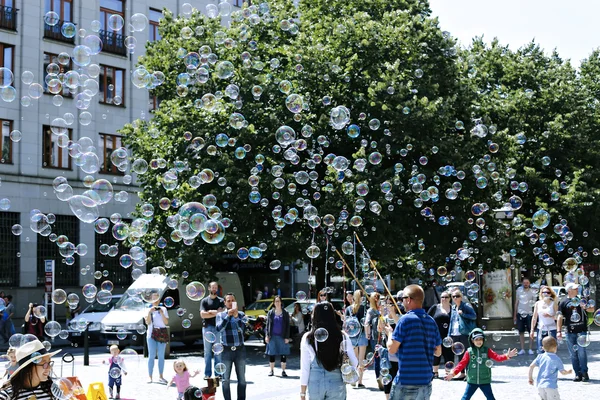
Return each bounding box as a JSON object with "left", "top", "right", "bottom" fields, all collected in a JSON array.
[
  {"left": 98, "top": 29, "right": 127, "bottom": 56},
  {"left": 43, "top": 20, "right": 76, "bottom": 44},
  {"left": 0, "top": 5, "right": 17, "bottom": 31}
]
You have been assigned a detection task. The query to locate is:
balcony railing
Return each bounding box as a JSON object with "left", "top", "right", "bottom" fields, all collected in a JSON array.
[
  {"left": 0, "top": 5, "right": 17, "bottom": 31},
  {"left": 43, "top": 19, "right": 76, "bottom": 43},
  {"left": 98, "top": 29, "right": 127, "bottom": 56}
]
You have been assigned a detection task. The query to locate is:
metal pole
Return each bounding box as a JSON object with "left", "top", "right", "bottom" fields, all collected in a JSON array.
[
  {"left": 352, "top": 235, "right": 357, "bottom": 292},
  {"left": 83, "top": 324, "right": 89, "bottom": 366}
]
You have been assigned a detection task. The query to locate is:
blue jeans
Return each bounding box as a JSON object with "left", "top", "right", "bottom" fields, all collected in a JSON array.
[
  {"left": 566, "top": 332, "right": 588, "bottom": 375},
  {"left": 308, "top": 358, "right": 346, "bottom": 400},
  {"left": 536, "top": 329, "right": 557, "bottom": 353},
  {"left": 147, "top": 336, "right": 167, "bottom": 377},
  {"left": 461, "top": 383, "right": 495, "bottom": 400},
  {"left": 221, "top": 345, "right": 246, "bottom": 400},
  {"left": 203, "top": 325, "right": 222, "bottom": 377},
  {"left": 390, "top": 383, "right": 432, "bottom": 400}
]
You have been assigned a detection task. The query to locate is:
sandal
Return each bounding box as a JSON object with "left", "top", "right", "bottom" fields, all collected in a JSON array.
[{"left": 433, "top": 372, "right": 439, "bottom": 379}]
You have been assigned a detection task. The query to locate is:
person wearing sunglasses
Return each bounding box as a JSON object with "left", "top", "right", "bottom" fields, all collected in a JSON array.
[
  {"left": 0, "top": 338, "right": 61, "bottom": 400},
  {"left": 530, "top": 286, "right": 558, "bottom": 354},
  {"left": 385, "top": 285, "right": 441, "bottom": 400},
  {"left": 427, "top": 291, "right": 453, "bottom": 379},
  {"left": 448, "top": 289, "right": 477, "bottom": 380}
]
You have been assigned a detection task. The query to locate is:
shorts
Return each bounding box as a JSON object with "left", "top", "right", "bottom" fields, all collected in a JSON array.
[
  {"left": 517, "top": 314, "right": 532, "bottom": 333},
  {"left": 538, "top": 387, "right": 561, "bottom": 400}
]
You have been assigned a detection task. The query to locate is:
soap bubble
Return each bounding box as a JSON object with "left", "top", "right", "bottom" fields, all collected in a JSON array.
[
  {"left": 344, "top": 317, "right": 361, "bottom": 337},
  {"left": 295, "top": 291, "right": 307, "bottom": 301},
  {"left": 214, "top": 363, "right": 226, "bottom": 375},
  {"left": 44, "top": 321, "right": 62, "bottom": 337},
  {"left": 452, "top": 342, "right": 465, "bottom": 355},
  {"left": 314, "top": 328, "right": 329, "bottom": 342},
  {"left": 185, "top": 282, "right": 206, "bottom": 301}
]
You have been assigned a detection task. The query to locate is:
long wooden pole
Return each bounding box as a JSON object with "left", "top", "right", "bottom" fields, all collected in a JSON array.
[
  {"left": 353, "top": 232, "right": 402, "bottom": 315},
  {"left": 334, "top": 248, "right": 368, "bottom": 295}
]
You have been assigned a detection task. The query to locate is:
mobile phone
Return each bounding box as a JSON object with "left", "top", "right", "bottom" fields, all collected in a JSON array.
[{"left": 232, "top": 302, "right": 238, "bottom": 310}]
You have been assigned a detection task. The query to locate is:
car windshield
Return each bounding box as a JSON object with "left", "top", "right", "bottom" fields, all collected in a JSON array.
[
  {"left": 112, "top": 292, "right": 148, "bottom": 311},
  {"left": 246, "top": 301, "right": 271, "bottom": 310},
  {"left": 81, "top": 297, "right": 121, "bottom": 313}
]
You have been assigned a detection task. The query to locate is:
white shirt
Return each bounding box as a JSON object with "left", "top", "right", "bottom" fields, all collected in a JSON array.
[
  {"left": 536, "top": 299, "right": 557, "bottom": 330},
  {"left": 300, "top": 331, "right": 358, "bottom": 386},
  {"left": 516, "top": 287, "right": 536, "bottom": 316},
  {"left": 292, "top": 311, "right": 305, "bottom": 333},
  {"left": 148, "top": 306, "right": 168, "bottom": 331}
]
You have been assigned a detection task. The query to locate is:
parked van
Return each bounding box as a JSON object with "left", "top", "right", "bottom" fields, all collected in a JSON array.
[{"left": 100, "top": 272, "right": 244, "bottom": 346}]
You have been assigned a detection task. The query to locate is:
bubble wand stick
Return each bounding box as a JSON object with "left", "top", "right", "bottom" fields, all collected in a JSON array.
[
  {"left": 333, "top": 248, "right": 368, "bottom": 295},
  {"left": 353, "top": 232, "right": 402, "bottom": 315}
]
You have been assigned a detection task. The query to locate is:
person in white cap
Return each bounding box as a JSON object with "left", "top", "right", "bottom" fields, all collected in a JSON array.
[
  {"left": 557, "top": 282, "right": 594, "bottom": 382},
  {"left": 0, "top": 338, "right": 61, "bottom": 399}
]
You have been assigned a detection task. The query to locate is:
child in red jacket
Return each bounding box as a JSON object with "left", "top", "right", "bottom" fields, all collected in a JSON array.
[{"left": 445, "top": 328, "right": 518, "bottom": 400}]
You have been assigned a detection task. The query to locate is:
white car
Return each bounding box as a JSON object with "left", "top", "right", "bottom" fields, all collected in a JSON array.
[
  {"left": 550, "top": 286, "right": 567, "bottom": 299},
  {"left": 68, "top": 295, "right": 122, "bottom": 344}
]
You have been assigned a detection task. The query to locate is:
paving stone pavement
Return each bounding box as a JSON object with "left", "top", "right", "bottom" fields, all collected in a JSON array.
[{"left": 13, "top": 330, "right": 597, "bottom": 400}]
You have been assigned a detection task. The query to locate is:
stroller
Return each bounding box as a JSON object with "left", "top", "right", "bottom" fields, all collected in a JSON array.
[{"left": 184, "top": 377, "right": 220, "bottom": 400}]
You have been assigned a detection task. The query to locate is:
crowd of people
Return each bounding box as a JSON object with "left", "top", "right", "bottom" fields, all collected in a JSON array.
[{"left": 0, "top": 279, "right": 593, "bottom": 400}]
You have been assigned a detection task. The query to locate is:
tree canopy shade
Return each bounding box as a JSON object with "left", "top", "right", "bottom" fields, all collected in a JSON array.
[{"left": 121, "top": 0, "right": 599, "bottom": 288}]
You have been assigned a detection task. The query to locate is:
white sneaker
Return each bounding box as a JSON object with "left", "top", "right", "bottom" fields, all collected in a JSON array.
[
  {"left": 518, "top": 349, "right": 525, "bottom": 355},
  {"left": 528, "top": 349, "right": 535, "bottom": 355}
]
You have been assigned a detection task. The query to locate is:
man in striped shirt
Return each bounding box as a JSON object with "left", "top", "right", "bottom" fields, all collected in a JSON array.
[
  {"left": 216, "top": 293, "right": 247, "bottom": 400},
  {"left": 386, "top": 285, "right": 442, "bottom": 400}
]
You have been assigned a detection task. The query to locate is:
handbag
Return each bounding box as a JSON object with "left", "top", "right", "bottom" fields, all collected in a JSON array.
[{"left": 151, "top": 327, "right": 169, "bottom": 343}]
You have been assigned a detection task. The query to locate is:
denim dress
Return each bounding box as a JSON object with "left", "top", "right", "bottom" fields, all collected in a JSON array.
[{"left": 308, "top": 358, "right": 346, "bottom": 400}]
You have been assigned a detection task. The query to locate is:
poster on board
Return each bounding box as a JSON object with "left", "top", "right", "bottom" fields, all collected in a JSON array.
[{"left": 482, "top": 269, "right": 513, "bottom": 318}]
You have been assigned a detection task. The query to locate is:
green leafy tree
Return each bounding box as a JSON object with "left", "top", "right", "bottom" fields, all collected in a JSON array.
[
  {"left": 122, "top": 1, "right": 513, "bottom": 285},
  {"left": 461, "top": 38, "right": 600, "bottom": 278}
]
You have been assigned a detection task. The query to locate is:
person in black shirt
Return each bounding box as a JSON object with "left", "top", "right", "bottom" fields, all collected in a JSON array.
[
  {"left": 557, "top": 282, "right": 594, "bottom": 382},
  {"left": 428, "top": 291, "right": 453, "bottom": 379},
  {"left": 200, "top": 282, "right": 225, "bottom": 379}
]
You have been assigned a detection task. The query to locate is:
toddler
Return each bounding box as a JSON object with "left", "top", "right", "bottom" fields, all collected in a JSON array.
[
  {"left": 2, "top": 348, "right": 17, "bottom": 379},
  {"left": 102, "top": 345, "right": 127, "bottom": 399},
  {"left": 168, "top": 360, "right": 200, "bottom": 400},
  {"left": 529, "top": 336, "right": 572, "bottom": 400}
]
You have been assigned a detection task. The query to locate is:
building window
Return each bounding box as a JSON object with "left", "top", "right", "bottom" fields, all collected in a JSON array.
[
  {"left": 43, "top": 52, "right": 72, "bottom": 96},
  {"left": 98, "top": 0, "right": 127, "bottom": 56},
  {"left": 99, "top": 65, "right": 124, "bottom": 105},
  {"left": 1, "top": 119, "right": 12, "bottom": 164},
  {"left": 0, "top": 42, "right": 14, "bottom": 73},
  {"left": 37, "top": 215, "right": 80, "bottom": 287},
  {"left": 149, "top": 8, "right": 161, "bottom": 41},
  {"left": 42, "top": 125, "right": 72, "bottom": 169},
  {"left": 0, "top": 0, "right": 18, "bottom": 31},
  {"left": 98, "top": 133, "right": 123, "bottom": 174},
  {"left": 234, "top": 0, "right": 243, "bottom": 7},
  {"left": 95, "top": 230, "right": 132, "bottom": 287},
  {"left": 0, "top": 212, "right": 20, "bottom": 286},
  {"left": 43, "top": 0, "right": 74, "bottom": 43},
  {"left": 149, "top": 93, "right": 161, "bottom": 112}
]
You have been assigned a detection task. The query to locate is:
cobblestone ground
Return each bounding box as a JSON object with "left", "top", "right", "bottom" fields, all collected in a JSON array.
[{"left": 31, "top": 329, "right": 598, "bottom": 400}]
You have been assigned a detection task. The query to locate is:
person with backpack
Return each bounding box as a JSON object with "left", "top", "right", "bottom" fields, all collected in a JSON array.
[
  {"left": 344, "top": 290, "right": 368, "bottom": 388},
  {"left": 445, "top": 328, "right": 518, "bottom": 399}
]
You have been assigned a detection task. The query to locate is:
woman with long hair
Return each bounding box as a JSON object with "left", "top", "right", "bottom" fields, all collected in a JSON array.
[
  {"left": 530, "top": 285, "right": 559, "bottom": 353},
  {"left": 365, "top": 292, "right": 383, "bottom": 390},
  {"left": 265, "top": 296, "right": 291, "bottom": 377},
  {"left": 0, "top": 338, "right": 61, "bottom": 399},
  {"left": 300, "top": 302, "right": 358, "bottom": 400},
  {"left": 145, "top": 298, "right": 169, "bottom": 384},
  {"left": 291, "top": 303, "right": 305, "bottom": 335},
  {"left": 344, "top": 290, "right": 368, "bottom": 388},
  {"left": 382, "top": 296, "right": 401, "bottom": 400},
  {"left": 448, "top": 288, "right": 476, "bottom": 380},
  {"left": 428, "top": 290, "right": 453, "bottom": 378}
]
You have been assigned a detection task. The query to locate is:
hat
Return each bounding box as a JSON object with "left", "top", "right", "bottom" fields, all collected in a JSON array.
[
  {"left": 565, "top": 282, "right": 579, "bottom": 291},
  {"left": 10, "top": 339, "right": 61, "bottom": 379},
  {"left": 472, "top": 332, "right": 484, "bottom": 340}
]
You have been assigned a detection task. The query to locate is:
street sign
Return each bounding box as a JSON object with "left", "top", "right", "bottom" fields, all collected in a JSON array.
[{"left": 44, "top": 260, "right": 54, "bottom": 293}]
